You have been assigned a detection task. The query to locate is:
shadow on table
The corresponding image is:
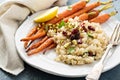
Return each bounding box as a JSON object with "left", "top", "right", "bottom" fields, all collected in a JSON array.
[{"left": 0, "top": 62, "right": 120, "bottom": 80}]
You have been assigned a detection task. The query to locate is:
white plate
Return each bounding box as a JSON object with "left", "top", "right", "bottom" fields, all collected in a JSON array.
[{"left": 15, "top": 6, "right": 120, "bottom": 77}]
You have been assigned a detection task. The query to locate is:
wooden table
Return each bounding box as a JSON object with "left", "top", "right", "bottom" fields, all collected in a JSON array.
[{"left": 0, "top": 0, "right": 120, "bottom": 80}]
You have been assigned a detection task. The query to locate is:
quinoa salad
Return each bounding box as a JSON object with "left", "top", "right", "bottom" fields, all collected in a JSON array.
[{"left": 46, "top": 17, "right": 109, "bottom": 65}]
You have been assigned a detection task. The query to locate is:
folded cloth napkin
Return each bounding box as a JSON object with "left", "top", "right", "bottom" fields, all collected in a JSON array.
[{"left": 0, "top": 0, "right": 68, "bottom": 75}]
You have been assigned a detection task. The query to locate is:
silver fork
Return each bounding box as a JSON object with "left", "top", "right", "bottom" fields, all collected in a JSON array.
[{"left": 86, "top": 23, "right": 120, "bottom": 80}]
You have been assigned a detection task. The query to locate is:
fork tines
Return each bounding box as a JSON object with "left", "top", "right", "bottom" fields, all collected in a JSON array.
[{"left": 110, "top": 23, "right": 120, "bottom": 45}]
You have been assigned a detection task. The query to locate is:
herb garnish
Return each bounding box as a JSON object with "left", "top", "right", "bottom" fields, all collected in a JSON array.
[{"left": 58, "top": 20, "right": 65, "bottom": 28}]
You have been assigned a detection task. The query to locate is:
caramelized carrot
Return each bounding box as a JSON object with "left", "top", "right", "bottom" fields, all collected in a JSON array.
[
  {"left": 90, "top": 11, "right": 117, "bottom": 24},
  {"left": 46, "top": 43, "right": 56, "bottom": 50},
  {"left": 63, "top": 0, "right": 113, "bottom": 22},
  {"left": 24, "top": 27, "right": 37, "bottom": 49},
  {"left": 26, "top": 27, "right": 38, "bottom": 37},
  {"left": 26, "top": 36, "right": 48, "bottom": 52},
  {"left": 27, "top": 38, "right": 54, "bottom": 56},
  {"left": 79, "top": 13, "right": 89, "bottom": 21},
  {"left": 88, "top": 3, "right": 112, "bottom": 20},
  {"left": 43, "top": 43, "right": 56, "bottom": 54},
  {"left": 78, "top": 11, "right": 99, "bottom": 21},
  {"left": 90, "top": 14, "right": 110, "bottom": 24},
  {"left": 24, "top": 41, "right": 30, "bottom": 49},
  {"left": 78, "top": 4, "right": 112, "bottom": 21},
  {"left": 46, "top": 0, "right": 87, "bottom": 24},
  {"left": 21, "top": 28, "right": 46, "bottom": 41},
  {"left": 87, "top": 10, "right": 99, "bottom": 20},
  {"left": 63, "top": 2, "right": 101, "bottom": 22}
]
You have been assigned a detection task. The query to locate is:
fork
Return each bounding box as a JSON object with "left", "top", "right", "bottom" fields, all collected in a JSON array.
[{"left": 86, "top": 23, "right": 120, "bottom": 80}]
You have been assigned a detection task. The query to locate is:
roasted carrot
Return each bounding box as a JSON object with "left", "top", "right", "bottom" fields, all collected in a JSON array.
[
  {"left": 45, "top": 43, "right": 56, "bottom": 50},
  {"left": 78, "top": 4, "right": 112, "bottom": 21},
  {"left": 63, "top": 0, "right": 113, "bottom": 22},
  {"left": 27, "top": 38, "right": 54, "bottom": 56},
  {"left": 20, "top": 28, "right": 46, "bottom": 41},
  {"left": 78, "top": 12, "right": 99, "bottom": 21},
  {"left": 43, "top": 43, "right": 56, "bottom": 54},
  {"left": 24, "top": 41, "right": 30, "bottom": 49},
  {"left": 27, "top": 27, "right": 38, "bottom": 36},
  {"left": 63, "top": 2, "right": 101, "bottom": 22},
  {"left": 46, "top": 0, "right": 87, "bottom": 24},
  {"left": 87, "top": 10, "right": 99, "bottom": 20},
  {"left": 79, "top": 13, "right": 89, "bottom": 21},
  {"left": 88, "top": 3, "right": 112, "bottom": 20},
  {"left": 90, "top": 11, "right": 117, "bottom": 24},
  {"left": 24, "top": 27, "right": 37, "bottom": 49},
  {"left": 90, "top": 14, "right": 110, "bottom": 24},
  {"left": 26, "top": 36, "right": 48, "bottom": 52}
]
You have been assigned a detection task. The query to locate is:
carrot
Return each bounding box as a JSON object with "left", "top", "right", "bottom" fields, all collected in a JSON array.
[
  {"left": 88, "top": 3, "right": 112, "bottom": 20},
  {"left": 78, "top": 12, "right": 99, "bottom": 21},
  {"left": 90, "top": 14, "right": 110, "bottom": 24},
  {"left": 20, "top": 28, "right": 46, "bottom": 41},
  {"left": 24, "top": 27, "right": 37, "bottom": 49},
  {"left": 43, "top": 43, "right": 56, "bottom": 54},
  {"left": 27, "top": 38, "right": 54, "bottom": 56},
  {"left": 90, "top": 11, "right": 117, "bottom": 24},
  {"left": 24, "top": 41, "right": 30, "bottom": 49},
  {"left": 26, "top": 36, "right": 48, "bottom": 52},
  {"left": 45, "top": 43, "right": 56, "bottom": 50},
  {"left": 46, "top": 0, "right": 87, "bottom": 24},
  {"left": 87, "top": 10, "right": 99, "bottom": 20},
  {"left": 63, "top": 0, "right": 113, "bottom": 22},
  {"left": 63, "top": 2, "right": 101, "bottom": 22},
  {"left": 79, "top": 13, "right": 89, "bottom": 21},
  {"left": 26, "top": 26, "right": 38, "bottom": 37},
  {"left": 78, "top": 4, "right": 112, "bottom": 21}
]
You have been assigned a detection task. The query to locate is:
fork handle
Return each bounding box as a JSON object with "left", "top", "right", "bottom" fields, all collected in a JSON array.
[
  {"left": 86, "top": 62, "right": 103, "bottom": 80},
  {"left": 86, "top": 44, "right": 113, "bottom": 80}
]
